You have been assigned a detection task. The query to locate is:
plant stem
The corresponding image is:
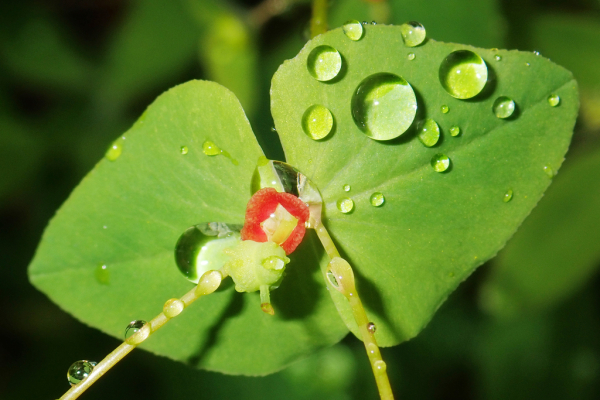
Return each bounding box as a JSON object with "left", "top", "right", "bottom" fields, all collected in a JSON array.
[
  {"left": 59, "top": 270, "right": 223, "bottom": 400},
  {"left": 315, "top": 222, "right": 395, "bottom": 400},
  {"left": 310, "top": 0, "right": 328, "bottom": 38}
]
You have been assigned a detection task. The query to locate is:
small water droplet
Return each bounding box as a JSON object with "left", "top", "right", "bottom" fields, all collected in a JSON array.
[
  {"left": 326, "top": 268, "right": 339, "bottom": 287},
  {"left": 417, "top": 118, "right": 440, "bottom": 147},
  {"left": 337, "top": 198, "right": 354, "bottom": 213},
  {"left": 503, "top": 189, "right": 513, "bottom": 202},
  {"left": 306, "top": 45, "right": 342, "bottom": 81},
  {"left": 105, "top": 136, "right": 125, "bottom": 161},
  {"left": 370, "top": 192, "right": 385, "bottom": 207},
  {"left": 175, "top": 222, "right": 242, "bottom": 283},
  {"left": 343, "top": 20, "right": 363, "bottom": 41},
  {"left": 450, "top": 125, "right": 461, "bottom": 137},
  {"left": 407, "top": 53, "right": 415, "bottom": 60},
  {"left": 95, "top": 264, "right": 110, "bottom": 285},
  {"left": 431, "top": 154, "right": 450, "bottom": 172},
  {"left": 548, "top": 94, "right": 560, "bottom": 107},
  {"left": 526, "top": 62, "right": 530, "bottom": 67},
  {"left": 362, "top": 21, "right": 368, "bottom": 25},
  {"left": 449, "top": 271, "right": 455, "bottom": 278},
  {"left": 343, "top": 184, "right": 351, "bottom": 192},
  {"left": 371, "top": 21, "right": 377, "bottom": 25},
  {"left": 351, "top": 73, "right": 417, "bottom": 140},
  {"left": 400, "top": 21, "right": 426, "bottom": 47},
  {"left": 533, "top": 50, "right": 541, "bottom": 56},
  {"left": 439, "top": 50, "right": 488, "bottom": 99},
  {"left": 180, "top": 146, "right": 188, "bottom": 155},
  {"left": 495, "top": 54, "right": 502, "bottom": 61},
  {"left": 374, "top": 360, "right": 387, "bottom": 372},
  {"left": 262, "top": 255, "right": 286, "bottom": 271},
  {"left": 302, "top": 104, "right": 334, "bottom": 140},
  {"left": 202, "top": 140, "right": 238, "bottom": 165},
  {"left": 67, "top": 360, "right": 97, "bottom": 386},
  {"left": 441, "top": 105, "right": 449, "bottom": 114},
  {"left": 543, "top": 165, "right": 554, "bottom": 178},
  {"left": 367, "top": 322, "right": 377, "bottom": 333},
  {"left": 163, "top": 298, "right": 184, "bottom": 318},
  {"left": 493, "top": 96, "right": 516, "bottom": 119},
  {"left": 367, "top": 342, "right": 378, "bottom": 355},
  {"left": 125, "top": 320, "right": 147, "bottom": 340},
  {"left": 271, "top": 126, "right": 277, "bottom": 132}
]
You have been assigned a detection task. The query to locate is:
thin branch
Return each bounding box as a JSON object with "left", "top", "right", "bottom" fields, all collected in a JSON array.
[{"left": 310, "top": 0, "right": 328, "bottom": 38}]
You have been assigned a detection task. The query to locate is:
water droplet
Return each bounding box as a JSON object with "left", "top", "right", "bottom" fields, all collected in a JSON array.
[
  {"left": 196, "top": 270, "right": 223, "bottom": 296},
  {"left": 175, "top": 222, "right": 242, "bottom": 283},
  {"left": 105, "top": 136, "right": 125, "bottom": 161},
  {"left": 503, "top": 189, "right": 513, "bottom": 202},
  {"left": 270, "top": 126, "right": 277, "bottom": 132},
  {"left": 417, "top": 118, "right": 440, "bottom": 147},
  {"left": 95, "top": 264, "right": 110, "bottom": 285},
  {"left": 450, "top": 125, "right": 461, "bottom": 137},
  {"left": 449, "top": 271, "right": 455, "bottom": 278},
  {"left": 351, "top": 73, "right": 417, "bottom": 141},
  {"left": 441, "top": 105, "right": 449, "bottom": 114},
  {"left": 400, "top": 21, "right": 426, "bottom": 47},
  {"left": 431, "top": 154, "right": 450, "bottom": 172},
  {"left": 302, "top": 104, "right": 334, "bottom": 140},
  {"left": 326, "top": 268, "right": 339, "bottom": 288},
  {"left": 543, "top": 165, "right": 554, "bottom": 178},
  {"left": 67, "top": 360, "right": 97, "bottom": 386},
  {"left": 533, "top": 50, "right": 541, "bottom": 56},
  {"left": 343, "top": 184, "right": 351, "bottom": 192},
  {"left": 367, "top": 342, "right": 378, "bottom": 355},
  {"left": 367, "top": 322, "right": 377, "bottom": 333},
  {"left": 439, "top": 50, "right": 488, "bottom": 99},
  {"left": 306, "top": 45, "right": 342, "bottom": 81},
  {"left": 407, "top": 53, "right": 415, "bottom": 61},
  {"left": 202, "top": 140, "right": 238, "bottom": 165},
  {"left": 493, "top": 96, "right": 516, "bottom": 119},
  {"left": 337, "top": 198, "right": 354, "bottom": 213},
  {"left": 374, "top": 360, "right": 387, "bottom": 372},
  {"left": 548, "top": 94, "right": 560, "bottom": 107},
  {"left": 495, "top": 54, "right": 502, "bottom": 61},
  {"left": 163, "top": 298, "right": 184, "bottom": 318},
  {"left": 125, "top": 320, "right": 147, "bottom": 340},
  {"left": 526, "top": 62, "right": 530, "bottom": 67},
  {"left": 343, "top": 20, "right": 363, "bottom": 40},
  {"left": 180, "top": 146, "right": 188, "bottom": 155},
  {"left": 262, "top": 256, "right": 286, "bottom": 271},
  {"left": 371, "top": 21, "right": 377, "bottom": 25},
  {"left": 370, "top": 192, "right": 385, "bottom": 207}
]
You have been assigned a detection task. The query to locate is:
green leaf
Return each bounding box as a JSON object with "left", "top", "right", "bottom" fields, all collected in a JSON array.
[
  {"left": 28, "top": 80, "right": 347, "bottom": 375},
  {"left": 271, "top": 25, "right": 578, "bottom": 345},
  {"left": 480, "top": 146, "right": 600, "bottom": 318}
]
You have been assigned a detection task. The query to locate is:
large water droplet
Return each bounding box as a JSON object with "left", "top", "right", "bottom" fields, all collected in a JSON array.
[
  {"left": 503, "top": 189, "right": 513, "bottom": 203},
  {"left": 548, "top": 94, "right": 560, "bottom": 107},
  {"left": 174, "top": 222, "right": 242, "bottom": 283},
  {"left": 450, "top": 125, "right": 461, "bottom": 137},
  {"left": 105, "top": 136, "right": 125, "bottom": 161},
  {"left": 342, "top": 20, "right": 363, "bottom": 41},
  {"left": 307, "top": 45, "right": 342, "bottom": 81},
  {"left": 351, "top": 73, "right": 417, "bottom": 141},
  {"left": 337, "top": 198, "right": 354, "bottom": 213},
  {"left": 163, "top": 298, "right": 184, "bottom": 318},
  {"left": 400, "top": 21, "right": 426, "bottom": 47},
  {"left": 67, "top": 360, "right": 97, "bottom": 386},
  {"left": 417, "top": 118, "right": 440, "bottom": 147},
  {"left": 407, "top": 53, "right": 415, "bottom": 61},
  {"left": 180, "top": 146, "right": 188, "bottom": 155},
  {"left": 439, "top": 50, "right": 488, "bottom": 99},
  {"left": 367, "top": 322, "right": 377, "bottom": 333},
  {"left": 202, "top": 140, "right": 238, "bottom": 165},
  {"left": 370, "top": 192, "right": 385, "bottom": 207},
  {"left": 302, "top": 104, "right": 334, "bottom": 140},
  {"left": 124, "top": 320, "right": 147, "bottom": 340},
  {"left": 343, "top": 184, "right": 351, "bottom": 192},
  {"left": 431, "top": 154, "right": 450, "bottom": 172},
  {"left": 95, "top": 264, "right": 110, "bottom": 285},
  {"left": 493, "top": 96, "right": 516, "bottom": 119},
  {"left": 441, "top": 105, "right": 449, "bottom": 114}
]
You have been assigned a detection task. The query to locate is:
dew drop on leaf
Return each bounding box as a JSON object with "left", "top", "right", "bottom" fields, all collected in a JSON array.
[
  {"left": 326, "top": 268, "right": 339, "bottom": 288},
  {"left": 543, "top": 165, "right": 555, "bottom": 178},
  {"left": 407, "top": 53, "right": 415, "bottom": 61},
  {"left": 105, "top": 136, "right": 125, "bottom": 161},
  {"left": 548, "top": 94, "right": 561, "bottom": 107},
  {"left": 493, "top": 96, "right": 516, "bottom": 119},
  {"left": 306, "top": 45, "right": 342, "bottom": 81},
  {"left": 351, "top": 73, "right": 417, "bottom": 140},
  {"left": 439, "top": 50, "right": 488, "bottom": 99},
  {"left": 343, "top": 184, "right": 351, "bottom": 192},
  {"left": 174, "top": 222, "right": 242, "bottom": 283},
  {"left": 441, "top": 105, "right": 449, "bottom": 114},
  {"left": 370, "top": 192, "right": 385, "bottom": 207},
  {"left": 374, "top": 360, "right": 387, "bottom": 372},
  {"left": 202, "top": 140, "right": 238, "bottom": 165},
  {"left": 67, "top": 360, "right": 97, "bottom": 386},
  {"left": 336, "top": 198, "right": 354, "bottom": 213},
  {"left": 180, "top": 146, "right": 188, "bottom": 155},
  {"left": 495, "top": 54, "right": 502, "bottom": 61},
  {"left": 431, "top": 154, "right": 450, "bottom": 172},
  {"left": 124, "top": 320, "right": 147, "bottom": 340},
  {"left": 94, "top": 264, "right": 109, "bottom": 285},
  {"left": 302, "top": 104, "right": 334, "bottom": 140},
  {"left": 503, "top": 189, "right": 513, "bottom": 203},
  {"left": 163, "top": 298, "right": 184, "bottom": 318},
  {"left": 342, "top": 20, "right": 363, "bottom": 41},
  {"left": 400, "top": 21, "right": 426, "bottom": 47},
  {"left": 450, "top": 125, "right": 461, "bottom": 137},
  {"left": 367, "top": 322, "right": 377, "bottom": 333},
  {"left": 417, "top": 118, "right": 440, "bottom": 147}
]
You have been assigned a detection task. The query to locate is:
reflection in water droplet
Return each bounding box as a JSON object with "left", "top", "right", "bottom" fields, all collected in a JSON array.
[
  {"left": 105, "top": 136, "right": 125, "bottom": 161},
  {"left": 367, "top": 322, "right": 377, "bottom": 333},
  {"left": 417, "top": 118, "right": 440, "bottom": 147},
  {"left": 326, "top": 268, "right": 339, "bottom": 287},
  {"left": 124, "top": 320, "right": 147, "bottom": 340},
  {"left": 503, "top": 189, "right": 513, "bottom": 203},
  {"left": 351, "top": 73, "right": 417, "bottom": 141},
  {"left": 343, "top": 20, "right": 363, "bottom": 40},
  {"left": 439, "top": 50, "right": 488, "bottom": 99},
  {"left": 495, "top": 55, "right": 502, "bottom": 61},
  {"left": 450, "top": 126, "right": 461, "bottom": 137},
  {"left": 548, "top": 94, "right": 560, "bottom": 107},
  {"left": 202, "top": 140, "right": 238, "bottom": 165},
  {"left": 306, "top": 45, "right": 342, "bottom": 81},
  {"left": 343, "top": 184, "right": 351, "bottom": 192},
  {"left": 431, "top": 154, "right": 450, "bottom": 172},
  {"left": 337, "top": 198, "right": 354, "bottom": 213},
  {"left": 163, "top": 298, "right": 184, "bottom": 318},
  {"left": 67, "top": 360, "right": 97, "bottom": 386},
  {"left": 175, "top": 222, "right": 242, "bottom": 283},
  {"left": 441, "top": 105, "right": 449, "bottom": 114},
  {"left": 543, "top": 165, "right": 554, "bottom": 178},
  {"left": 493, "top": 96, "right": 516, "bottom": 119},
  {"left": 302, "top": 104, "right": 334, "bottom": 140},
  {"left": 95, "top": 264, "right": 110, "bottom": 285},
  {"left": 400, "top": 21, "right": 426, "bottom": 47},
  {"left": 407, "top": 53, "right": 415, "bottom": 61},
  {"left": 370, "top": 192, "right": 385, "bottom": 207}
]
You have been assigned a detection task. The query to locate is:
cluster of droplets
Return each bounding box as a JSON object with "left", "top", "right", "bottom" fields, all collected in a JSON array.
[{"left": 335, "top": 184, "right": 385, "bottom": 214}]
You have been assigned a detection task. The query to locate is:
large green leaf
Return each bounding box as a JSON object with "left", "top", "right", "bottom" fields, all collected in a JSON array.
[
  {"left": 271, "top": 25, "right": 578, "bottom": 345},
  {"left": 28, "top": 80, "right": 347, "bottom": 375}
]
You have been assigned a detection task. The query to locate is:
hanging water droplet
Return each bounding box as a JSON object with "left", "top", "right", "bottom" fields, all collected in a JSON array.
[
  {"left": 548, "top": 94, "right": 560, "bottom": 107},
  {"left": 439, "top": 50, "right": 488, "bottom": 99},
  {"left": 326, "top": 268, "right": 339, "bottom": 288},
  {"left": 367, "top": 322, "right": 377, "bottom": 333},
  {"left": 417, "top": 118, "right": 440, "bottom": 147},
  {"left": 302, "top": 104, "right": 334, "bottom": 140},
  {"left": 105, "top": 136, "right": 125, "bottom": 161},
  {"left": 543, "top": 165, "right": 554, "bottom": 178},
  {"left": 337, "top": 198, "right": 354, "bottom": 213},
  {"left": 124, "top": 320, "right": 147, "bottom": 340},
  {"left": 407, "top": 53, "right": 415, "bottom": 61},
  {"left": 202, "top": 140, "right": 238, "bottom": 165},
  {"left": 180, "top": 146, "right": 188, "bottom": 155},
  {"left": 431, "top": 154, "right": 450, "bottom": 172},
  {"left": 503, "top": 189, "right": 513, "bottom": 203},
  {"left": 370, "top": 192, "right": 385, "bottom": 207},
  {"left": 495, "top": 54, "right": 502, "bottom": 61},
  {"left": 343, "top": 184, "right": 351, "bottom": 192},
  {"left": 441, "top": 105, "right": 449, "bottom": 114},
  {"left": 67, "top": 360, "right": 97, "bottom": 386},
  {"left": 306, "top": 45, "right": 342, "bottom": 81},
  {"left": 374, "top": 360, "right": 387, "bottom": 372},
  {"left": 400, "top": 21, "right": 426, "bottom": 47},
  {"left": 351, "top": 73, "right": 417, "bottom": 141},
  {"left": 342, "top": 20, "right": 363, "bottom": 41},
  {"left": 95, "top": 264, "right": 110, "bottom": 285},
  {"left": 450, "top": 125, "right": 461, "bottom": 137},
  {"left": 163, "top": 298, "right": 184, "bottom": 318},
  {"left": 493, "top": 96, "right": 516, "bottom": 119},
  {"left": 175, "top": 222, "right": 242, "bottom": 283}
]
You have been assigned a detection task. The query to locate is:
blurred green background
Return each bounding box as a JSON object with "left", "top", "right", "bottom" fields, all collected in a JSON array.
[{"left": 1, "top": 0, "right": 599, "bottom": 399}]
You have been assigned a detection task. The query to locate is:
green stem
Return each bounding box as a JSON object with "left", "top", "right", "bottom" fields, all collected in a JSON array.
[{"left": 310, "top": 0, "right": 328, "bottom": 38}]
